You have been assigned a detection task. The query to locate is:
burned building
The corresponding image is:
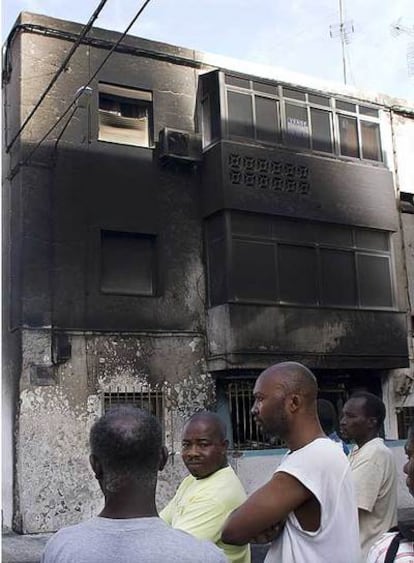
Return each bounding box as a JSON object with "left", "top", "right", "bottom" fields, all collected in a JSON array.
[{"left": 2, "top": 12, "right": 414, "bottom": 532}]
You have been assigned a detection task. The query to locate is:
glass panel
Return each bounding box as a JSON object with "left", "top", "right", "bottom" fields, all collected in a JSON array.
[
  {"left": 273, "top": 219, "right": 316, "bottom": 244},
  {"left": 355, "top": 229, "right": 389, "bottom": 251},
  {"left": 309, "top": 94, "right": 330, "bottom": 107},
  {"left": 255, "top": 96, "right": 279, "bottom": 143},
  {"left": 315, "top": 223, "right": 353, "bottom": 247},
  {"left": 278, "top": 245, "right": 318, "bottom": 304},
  {"left": 253, "top": 82, "right": 279, "bottom": 96},
  {"left": 338, "top": 115, "right": 359, "bottom": 158},
  {"left": 283, "top": 88, "right": 306, "bottom": 101},
  {"left": 101, "top": 231, "right": 155, "bottom": 295},
  {"left": 208, "top": 238, "right": 227, "bottom": 305},
  {"left": 359, "top": 106, "right": 379, "bottom": 117},
  {"left": 311, "top": 108, "right": 333, "bottom": 153},
  {"left": 232, "top": 240, "right": 277, "bottom": 300},
  {"left": 201, "top": 96, "right": 212, "bottom": 146},
  {"left": 336, "top": 100, "right": 356, "bottom": 112},
  {"left": 231, "top": 212, "right": 273, "bottom": 238},
  {"left": 361, "top": 121, "right": 382, "bottom": 161},
  {"left": 321, "top": 249, "right": 356, "bottom": 306},
  {"left": 225, "top": 75, "right": 250, "bottom": 89},
  {"left": 357, "top": 254, "right": 393, "bottom": 307},
  {"left": 227, "top": 91, "right": 254, "bottom": 138},
  {"left": 206, "top": 213, "right": 226, "bottom": 241},
  {"left": 285, "top": 104, "right": 310, "bottom": 148}
]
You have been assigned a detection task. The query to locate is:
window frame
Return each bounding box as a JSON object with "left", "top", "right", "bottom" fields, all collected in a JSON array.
[{"left": 98, "top": 82, "right": 154, "bottom": 148}]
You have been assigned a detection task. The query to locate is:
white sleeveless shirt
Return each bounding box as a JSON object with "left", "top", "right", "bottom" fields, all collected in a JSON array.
[{"left": 265, "top": 438, "right": 361, "bottom": 563}]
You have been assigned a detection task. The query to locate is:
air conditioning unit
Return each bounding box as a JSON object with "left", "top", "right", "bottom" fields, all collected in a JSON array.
[{"left": 159, "top": 128, "right": 202, "bottom": 163}]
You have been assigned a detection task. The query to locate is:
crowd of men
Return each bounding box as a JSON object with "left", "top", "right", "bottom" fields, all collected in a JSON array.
[{"left": 41, "top": 361, "right": 414, "bottom": 563}]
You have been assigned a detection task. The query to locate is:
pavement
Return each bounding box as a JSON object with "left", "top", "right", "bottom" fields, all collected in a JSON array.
[{"left": 3, "top": 510, "right": 414, "bottom": 563}]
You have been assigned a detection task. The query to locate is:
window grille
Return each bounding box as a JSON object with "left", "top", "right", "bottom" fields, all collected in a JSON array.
[
  {"left": 226, "top": 380, "right": 284, "bottom": 450},
  {"left": 103, "top": 387, "right": 164, "bottom": 422},
  {"left": 397, "top": 407, "right": 414, "bottom": 439}
]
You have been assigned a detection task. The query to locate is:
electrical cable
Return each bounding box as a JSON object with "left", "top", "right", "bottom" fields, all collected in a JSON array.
[
  {"left": 6, "top": 0, "right": 109, "bottom": 154},
  {"left": 8, "top": 0, "right": 154, "bottom": 179}
]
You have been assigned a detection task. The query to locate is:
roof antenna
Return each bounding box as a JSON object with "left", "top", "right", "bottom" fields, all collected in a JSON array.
[{"left": 329, "top": 0, "right": 354, "bottom": 84}]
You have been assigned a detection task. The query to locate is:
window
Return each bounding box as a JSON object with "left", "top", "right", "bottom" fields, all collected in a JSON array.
[
  {"left": 206, "top": 212, "right": 394, "bottom": 310},
  {"left": 397, "top": 407, "right": 414, "bottom": 439},
  {"left": 98, "top": 83, "right": 153, "bottom": 147},
  {"left": 217, "top": 73, "right": 383, "bottom": 163},
  {"left": 100, "top": 230, "right": 156, "bottom": 296}
]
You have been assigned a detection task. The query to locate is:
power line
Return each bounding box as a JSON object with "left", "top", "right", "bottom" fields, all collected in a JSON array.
[
  {"left": 9, "top": 0, "right": 154, "bottom": 179},
  {"left": 6, "top": 0, "right": 109, "bottom": 154}
]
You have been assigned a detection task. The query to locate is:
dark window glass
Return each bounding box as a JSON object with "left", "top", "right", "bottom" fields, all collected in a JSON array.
[
  {"left": 278, "top": 245, "right": 318, "bottom": 304},
  {"left": 274, "top": 219, "right": 316, "bottom": 244},
  {"left": 315, "top": 224, "right": 353, "bottom": 247},
  {"left": 283, "top": 88, "right": 306, "bottom": 101},
  {"left": 231, "top": 212, "right": 273, "bottom": 238},
  {"left": 361, "top": 121, "right": 382, "bottom": 161},
  {"left": 285, "top": 104, "right": 310, "bottom": 148},
  {"left": 101, "top": 231, "right": 155, "bottom": 295},
  {"left": 336, "top": 100, "right": 356, "bottom": 112},
  {"left": 357, "top": 254, "right": 393, "bottom": 307},
  {"left": 309, "top": 94, "right": 330, "bottom": 107},
  {"left": 232, "top": 240, "right": 277, "bottom": 300},
  {"left": 207, "top": 213, "right": 226, "bottom": 242},
  {"left": 321, "top": 249, "right": 356, "bottom": 306},
  {"left": 253, "top": 82, "right": 279, "bottom": 96},
  {"left": 227, "top": 91, "right": 254, "bottom": 138},
  {"left": 338, "top": 115, "right": 359, "bottom": 158},
  {"left": 359, "top": 106, "right": 379, "bottom": 117},
  {"left": 255, "top": 96, "right": 279, "bottom": 143},
  {"left": 311, "top": 108, "right": 333, "bottom": 153},
  {"left": 225, "top": 75, "right": 250, "bottom": 89},
  {"left": 355, "top": 229, "right": 389, "bottom": 251},
  {"left": 208, "top": 238, "right": 227, "bottom": 305},
  {"left": 99, "top": 93, "right": 153, "bottom": 147}
]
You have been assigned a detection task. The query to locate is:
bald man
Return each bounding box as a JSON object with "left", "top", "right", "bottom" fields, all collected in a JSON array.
[
  {"left": 161, "top": 412, "right": 250, "bottom": 563},
  {"left": 221, "top": 362, "right": 361, "bottom": 563}
]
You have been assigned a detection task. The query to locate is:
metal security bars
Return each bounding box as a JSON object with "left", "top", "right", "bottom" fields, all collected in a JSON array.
[
  {"left": 226, "top": 380, "right": 284, "bottom": 450},
  {"left": 397, "top": 406, "right": 414, "bottom": 438},
  {"left": 103, "top": 386, "right": 165, "bottom": 428}
]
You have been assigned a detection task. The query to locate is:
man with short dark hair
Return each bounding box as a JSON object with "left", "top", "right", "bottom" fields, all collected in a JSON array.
[
  {"left": 317, "top": 398, "right": 349, "bottom": 454},
  {"left": 221, "top": 362, "right": 360, "bottom": 563},
  {"left": 340, "top": 391, "right": 397, "bottom": 560},
  {"left": 41, "top": 406, "right": 226, "bottom": 563},
  {"left": 161, "top": 412, "right": 250, "bottom": 563}
]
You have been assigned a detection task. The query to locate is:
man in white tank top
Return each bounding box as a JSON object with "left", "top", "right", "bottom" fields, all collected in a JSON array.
[{"left": 221, "top": 362, "right": 361, "bottom": 563}]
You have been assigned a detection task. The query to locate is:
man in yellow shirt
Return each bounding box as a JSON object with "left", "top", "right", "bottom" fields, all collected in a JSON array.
[{"left": 161, "top": 412, "right": 250, "bottom": 563}]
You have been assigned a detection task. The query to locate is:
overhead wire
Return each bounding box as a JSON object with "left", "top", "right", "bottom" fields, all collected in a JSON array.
[
  {"left": 6, "top": 0, "right": 109, "bottom": 153},
  {"left": 9, "top": 0, "right": 154, "bottom": 179}
]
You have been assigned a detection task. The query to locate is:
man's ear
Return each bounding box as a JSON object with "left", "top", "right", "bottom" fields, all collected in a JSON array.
[
  {"left": 90, "top": 454, "right": 103, "bottom": 480},
  {"left": 289, "top": 393, "right": 301, "bottom": 413},
  {"left": 159, "top": 446, "right": 169, "bottom": 472}
]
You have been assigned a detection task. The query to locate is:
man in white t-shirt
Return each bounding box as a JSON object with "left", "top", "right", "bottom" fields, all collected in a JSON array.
[
  {"left": 221, "top": 361, "right": 361, "bottom": 563},
  {"left": 340, "top": 392, "right": 397, "bottom": 560}
]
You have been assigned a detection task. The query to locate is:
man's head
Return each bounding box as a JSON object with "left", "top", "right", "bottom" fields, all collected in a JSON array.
[
  {"left": 89, "top": 406, "right": 167, "bottom": 494},
  {"left": 251, "top": 362, "right": 318, "bottom": 439},
  {"left": 404, "top": 423, "right": 414, "bottom": 497},
  {"left": 181, "top": 412, "right": 228, "bottom": 480},
  {"left": 317, "top": 398, "right": 337, "bottom": 435},
  {"left": 340, "top": 392, "right": 385, "bottom": 446}
]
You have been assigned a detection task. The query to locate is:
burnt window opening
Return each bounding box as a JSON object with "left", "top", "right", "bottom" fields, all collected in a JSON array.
[
  {"left": 100, "top": 230, "right": 157, "bottom": 296},
  {"left": 98, "top": 83, "right": 153, "bottom": 147}
]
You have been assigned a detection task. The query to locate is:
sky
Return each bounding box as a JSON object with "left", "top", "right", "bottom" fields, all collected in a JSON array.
[{"left": 2, "top": 0, "right": 414, "bottom": 102}]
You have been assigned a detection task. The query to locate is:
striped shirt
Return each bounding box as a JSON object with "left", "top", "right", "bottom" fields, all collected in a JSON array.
[{"left": 366, "top": 532, "right": 414, "bottom": 562}]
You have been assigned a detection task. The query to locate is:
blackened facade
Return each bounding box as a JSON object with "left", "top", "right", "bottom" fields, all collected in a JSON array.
[{"left": 2, "top": 12, "right": 413, "bottom": 532}]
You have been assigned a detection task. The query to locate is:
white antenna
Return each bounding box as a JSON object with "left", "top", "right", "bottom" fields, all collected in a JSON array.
[
  {"left": 390, "top": 19, "right": 414, "bottom": 77},
  {"left": 329, "top": 0, "right": 354, "bottom": 84}
]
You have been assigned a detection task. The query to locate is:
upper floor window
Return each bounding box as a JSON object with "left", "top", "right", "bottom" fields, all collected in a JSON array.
[
  {"left": 200, "top": 72, "right": 383, "bottom": 164},
  {"left": 206, "top": 211, "right": 394, "bottom": 310},
  {"left": 98, "top": 83, "right": 153, "bottom": 147}
]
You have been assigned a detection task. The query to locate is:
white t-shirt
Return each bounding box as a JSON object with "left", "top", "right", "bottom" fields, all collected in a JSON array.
[
  {"left": 349, "top": 437, "right": 397, "bottom": 560},
  {"left": 367, "top": 532, "right": 414, "bottom": 563},
  {"left": 264, "top": 437, "right": 361, "bottom": 563}
]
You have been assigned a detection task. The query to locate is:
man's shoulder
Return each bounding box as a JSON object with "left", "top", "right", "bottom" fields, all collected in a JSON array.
[{"left": 164, "top": 527, "right": 227, "bottom": 561}]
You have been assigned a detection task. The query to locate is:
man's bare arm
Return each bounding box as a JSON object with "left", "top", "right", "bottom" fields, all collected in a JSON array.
[{"left": 221, "top": 471, "right": 313, "bottom": 545}]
